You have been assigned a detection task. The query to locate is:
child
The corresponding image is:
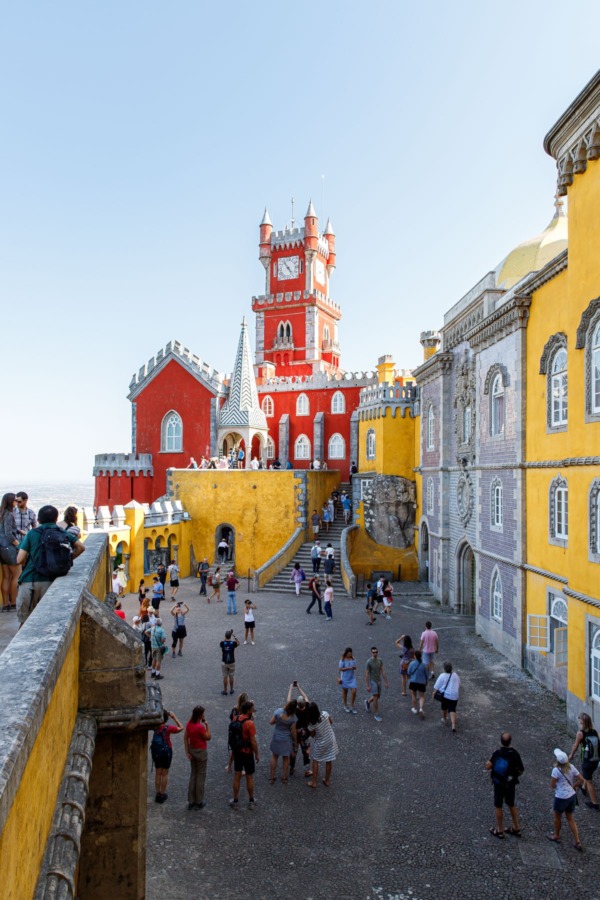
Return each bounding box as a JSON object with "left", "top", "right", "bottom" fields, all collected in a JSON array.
[
  {"left": 244, "top": 599, "right": 257, "bottom": 645},
  {"left": 382, "top": 579, "right": 393, "bottom": 620}
]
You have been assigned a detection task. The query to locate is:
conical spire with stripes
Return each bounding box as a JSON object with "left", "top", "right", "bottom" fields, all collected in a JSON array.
[{"left": 219, "top": 318, "right": 267, "bottom": 429}]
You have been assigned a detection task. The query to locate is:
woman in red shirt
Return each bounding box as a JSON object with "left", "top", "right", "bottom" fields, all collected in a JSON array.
[{"left": 184, "top": 705, "right": 211, "bottom": 810}]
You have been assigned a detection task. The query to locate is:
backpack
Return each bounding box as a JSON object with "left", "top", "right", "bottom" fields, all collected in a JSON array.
[
  {"left": 228, "top": 718, "right": 250, "bottom": 753},
  {"left": 582, "top": 731, "right": 600, "bottom": 762},
  {"left": 36, "top": 527, "right": 74, "bottom": 580},
  {"left": 300, "top": 568, "right": 306, "bottom": 581},
  {"left": 150, "top": 725, "right": 172, "bottom": 769},
  {"left": 491, "top": 754, "right": 510, "bottom": 784}
]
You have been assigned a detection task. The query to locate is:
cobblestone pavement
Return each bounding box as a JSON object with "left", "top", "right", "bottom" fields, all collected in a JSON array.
[{"left": 128, "top": 581, "right": 600, "bottom": 898}]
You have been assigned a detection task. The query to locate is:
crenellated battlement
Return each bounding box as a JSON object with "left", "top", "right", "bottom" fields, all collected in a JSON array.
[
  {"left": 258, "top": 369, "right": 378, "bottom": 392},
  {"left": 93, "top": 453, "right": 154, "bottom": 476},
  {"left": 252, "top": 289, "right": 340, "bottom": 314},
  {"left": 128, "top": 339, "right": 230, "bottom": 399},
  {"left": 358, "top": 382, "right": 418, "bottom": 420}
]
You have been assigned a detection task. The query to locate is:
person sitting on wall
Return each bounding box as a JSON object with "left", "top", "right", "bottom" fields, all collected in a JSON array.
[
  {"left": 187, "top": 457, "right": 198, "bottom": 469},
  {"left": 272, "top": 458, "right": 282, "bottom": 470}
]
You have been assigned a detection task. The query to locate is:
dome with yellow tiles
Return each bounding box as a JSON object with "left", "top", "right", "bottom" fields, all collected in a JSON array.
[{"left": 495, "top": 200, "right": 568, "bottom": 289}]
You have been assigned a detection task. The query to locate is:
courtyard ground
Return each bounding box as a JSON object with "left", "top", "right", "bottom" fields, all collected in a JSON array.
[{"left": 120, "top": 577, "right": 600, "bottom": 900}]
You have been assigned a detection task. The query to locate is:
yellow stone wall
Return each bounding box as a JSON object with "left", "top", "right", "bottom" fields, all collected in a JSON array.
[
  {"left": 525, "top": 154, "right": 600, "bottom": 706},
  {"left": 0, "top": 627, "right": 80, "bottom": 900},
  {"left": 172, "top": 470, "right": 301, "bottom": 574}
]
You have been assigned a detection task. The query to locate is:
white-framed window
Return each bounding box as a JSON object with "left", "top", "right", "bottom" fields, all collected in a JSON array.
[
  {"left": 277, "top": 320, "right": 292, "bottom": 342},
  {"left": 591, "top": 480, "right": 600, "bottom": 560},
  {"left": 426, "top": 477, "right": 434, "bottom": 515},
  {"left": 463, "top": 405, "right": 471, "bottom": 444},
  {"left": 265, "top": 436, "right": 275, "bottom": 459},
  {"left": 294, "top": 434, "right": 311, "bottom": 459},
  {"left": 591, "top": 630, "right": 600, "bottom": 702},
  {"left": 593, "top": 323, "right": 600, "bottom": 414},
  {"left": 491, "top": 374, "right": 504, "bottom": 436},
  {"left": 527, "top": 614, "right": 550, "bottom": 651},
  {"left": 366, "top": 428, "right": 376, "bottom": 460},
  {"left": 261, "top": 395, "right": 274, "bottom": 417},
  {"left": 491, "top": 479, "right": 503, "bottom": 529},
  {"left": 161, "top": 410, "right": 183, "bottom": 452},
  {"left": 331, "top": 390, "right": 345, "bottom": 414},
  {"left": 323, "top": 324, "right": 330, "bottom": 343},
  {"left": 549, "top": 477, "right": 568, "bottom": 543},
  {"left": 491, "top": 570, "right": 502, "bottom": 622},
  {"left": 549, "top": 593, "right": 568, "bottom": 667},
  {"left": 551, "top": 348, "right": 568, "bottom": 427},
  {"left": 296, "top": 393, "right": 309, "bottom": 416},
  {"left": 427, "top": 405, "right": 435, "bottom": 449},
  {"left": 328, "top": 433, "right": 345, "bottom": 459}
]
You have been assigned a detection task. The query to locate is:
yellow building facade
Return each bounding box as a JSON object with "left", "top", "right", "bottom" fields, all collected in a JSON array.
[{"left": 524, "top": 72, "right": 600, "bottom": 725}]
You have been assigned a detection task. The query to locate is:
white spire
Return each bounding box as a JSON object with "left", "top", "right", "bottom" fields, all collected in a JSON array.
[
  {"left": 305, "top": 198, "right": 317, "bottom": 218},
  {"left": 260, "top": 207, "right": 272, "bottom": 226},
  {"left": 219, "top": 319, "right": 267, "bottom": 430},
  {"left": 324, "top": 217, "right": 335, "bottom": 236}
]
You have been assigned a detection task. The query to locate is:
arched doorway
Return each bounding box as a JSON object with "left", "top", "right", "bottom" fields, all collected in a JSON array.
[
  {"left": 215, "top": 524, "right": 235, "bottom": 565},
  {"left": 419, "top": 522, "right": 429, "bottom": 582},
  {"left": 456, "top": 541, "right": 475, "bottom": 615}
]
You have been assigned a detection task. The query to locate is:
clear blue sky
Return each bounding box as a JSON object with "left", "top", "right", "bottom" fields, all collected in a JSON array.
[{"left": 1, "top": 2, "right": 598, "bottom": 481}]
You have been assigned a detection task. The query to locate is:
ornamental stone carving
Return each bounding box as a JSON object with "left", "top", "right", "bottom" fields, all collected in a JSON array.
[
  {"left": 539, "top": 332, "right": 567, "bottom": 374},
  {"left": 453, "top": 351, "right": 476, "bottom": 465},
  {"left": 456, "top": 472, "right": 474, "bottom": 526},
  {"left": 361, "top": 475, "right": 416, "bottom": 549}
]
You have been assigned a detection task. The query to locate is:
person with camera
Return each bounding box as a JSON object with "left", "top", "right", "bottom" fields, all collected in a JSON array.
[
  {"left": 184, "top": 705, "right": 211, "bottom": 810},
  {"left": 220, "top": 629, "right": 240, "bottom": 695}
]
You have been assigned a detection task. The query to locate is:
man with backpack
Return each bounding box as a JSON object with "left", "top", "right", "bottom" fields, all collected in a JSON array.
[
  {"left": 229, "top": 699, "right": 259, "bottom": 810},
  {"left": 150, "top": 709, "right": 183, "bottom": 804},
  {"left": 16, "top": 504, "right": 85, "bottom": 626},
  {"left": 486, "top": 732, "right": 525, "bottom": 838}
]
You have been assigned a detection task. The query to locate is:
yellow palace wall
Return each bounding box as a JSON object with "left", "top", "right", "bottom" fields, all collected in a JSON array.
[{"left": 525, "top": 154, "right": 600, "bottom": 717}]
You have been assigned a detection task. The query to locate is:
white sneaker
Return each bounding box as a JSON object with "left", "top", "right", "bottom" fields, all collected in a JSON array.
[
  {"left": 243, "top": 641, "right": 247, "bottom": 645},
  {"left": 385, "top": 615, "right": 391, "bottom": 620},
  {"left": 344, "top": 706, "right": 351, "bottom": 713},
  {"left": 411, "top": 707, "right": 418, "bottom": 714},
  {"left": 251, "top": 641, "right": 255, "bottom": 645}
]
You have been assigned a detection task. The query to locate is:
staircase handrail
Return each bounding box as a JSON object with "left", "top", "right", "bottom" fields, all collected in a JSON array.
[
  {"left": 253, "top": 527, "right": 305, "bottom": 591},
  {"left": 340, "top": 524, "right": 358, "bottom": 598}
]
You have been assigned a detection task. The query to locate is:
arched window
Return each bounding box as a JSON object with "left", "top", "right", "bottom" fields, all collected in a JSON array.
[
  {"left": 426, "top": 477, "right": 434, "bottom": 514},
  {"left": 589, "top": 479, "right": 600, "bottom": 560},
  {"left": 491, "top": 374, "right": 504, "bottom": 436},
  {"left": 593, "top": 323, "right": 600, "bottom": 414},
  {"left": 427, "top": 405, "right": 435, "bottom": 449},
  {"left": 294, "top": 434, "right": 311, "bottom": 460},
  {"left": 549, "top": 476, "right": 568, "bottom": 543},
  {"left": 328, "top": 433, "right": 345, "bottom": 459},
  {"left": 296, "top": 393, "right": 309, "bottom": 416},
  {"left": 266, "top": 436, "right": 275, "bottom": 459},
  {"left": 491, "top": 479, "right": 503, "bottom": 529},
  {"left": 323, "top": 324, "right": 330, "bottom": 343},
  {"left": 366, "top": 428, "right": 376, "bottom": 460},
  {"left": 592, "top": 629, "right": 600, "bottom": 701},
  {"left": 161, "top": 410, "right": 183, "bottom": 452},
  {"left": 491, "top": 571, "right": 502, "bottom": 622},
  {"left": 551, "top": 348, "right": 568, "bottom": 427},
  {"left": 576, "top": 301, "right": 600, "bottom": 417},
  {"left": 331, "top": 391, "right": 345, "bottom": 414},
  {"left": 262, "top": 395, "right": 274, "bottom": 417},
  {"left": 278, "top": 321, "right": 285, "bottom": 340}
]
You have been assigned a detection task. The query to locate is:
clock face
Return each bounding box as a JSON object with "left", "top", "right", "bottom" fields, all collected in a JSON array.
[
  {"left": 315, "top": 260, "right": 326, "bottom": 284},
  {"left": 277, "top": 255, "right": 299, "bottom": 280}
]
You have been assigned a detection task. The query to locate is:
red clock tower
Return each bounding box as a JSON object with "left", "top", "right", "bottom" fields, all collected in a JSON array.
[{"left": 253, "top": 201, "right": 339, "bottom": 378}]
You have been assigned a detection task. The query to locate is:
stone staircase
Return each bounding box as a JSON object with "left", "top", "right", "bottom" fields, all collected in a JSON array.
[{"left": 261, "top": 484, "right": 352, "bottom": 595}]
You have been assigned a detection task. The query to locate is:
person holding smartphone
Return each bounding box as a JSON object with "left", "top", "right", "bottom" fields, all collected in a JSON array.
[{"left": 184, "top": 705, "right": 211, "bottom": 810}]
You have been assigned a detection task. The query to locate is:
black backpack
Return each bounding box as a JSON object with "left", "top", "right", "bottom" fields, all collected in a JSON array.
[
  {"left": 36, "top": 527, "right": 74, "bottom": 580},
  {"left": 228, "top": 718, "right": 249, "bottom": 753},
  {"left": 150, "top": 725, "right": 172, "bottom": 768}
]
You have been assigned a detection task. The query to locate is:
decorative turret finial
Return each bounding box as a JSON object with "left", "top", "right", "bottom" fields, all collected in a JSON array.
[
  {"left": 305, "top": 198, "right": 317, "bottom": 218},
  {"left": 260, "top": 207, "right": 272, "bottom": 226},
  {"left": 324, "top": 217, "right": 335, "bottom": 236}
]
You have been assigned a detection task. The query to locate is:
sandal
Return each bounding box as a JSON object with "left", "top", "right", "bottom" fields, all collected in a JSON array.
[
  {"left": 306, "top": 781, "right": 317, "bottom": 789},
  {"left": 281, "top": 778, "right": 288, "bottom": 784},
  {"left": 546, "top": 834, "right": 560, "bottom": 843},
  {"left": 322, "top": 780, "right": 330, "bottom": 787},
  {"left": 574, "top": 842, "right": 583, "bottom": 852},
  {"left": 505, "top": 827, "right": 522, "bottom": 838},
  {"left": 269, "top": 778, "right": 275, "bottom": 784},
  {"left": 489, "top": 828, "right": 504, "bottom": 839}
]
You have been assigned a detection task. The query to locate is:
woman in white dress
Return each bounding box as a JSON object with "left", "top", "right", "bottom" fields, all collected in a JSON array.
[{"left": 306, "top": 702, "right": 338, "bottom": 789}]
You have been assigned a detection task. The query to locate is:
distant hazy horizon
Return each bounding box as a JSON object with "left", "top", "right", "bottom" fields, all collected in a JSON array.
[{"left": 0, "top": 482, "right": 95, "bottom": 516}]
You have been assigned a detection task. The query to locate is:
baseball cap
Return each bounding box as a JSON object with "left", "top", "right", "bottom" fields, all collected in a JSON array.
[{"left": 554, "top": 748, "right": 569, "bottom": 764}]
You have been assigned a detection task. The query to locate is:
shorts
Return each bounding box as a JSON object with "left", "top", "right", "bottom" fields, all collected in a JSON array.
[
  {"left": 0, "top": 544, "right": 18, "bottom": 566},
  {"left": 409, "top": 681, "right": 426, "bottom": 693},
  {"left": 16, "top": 580, "right": 51, "bottom": 625},
  {"left": 440, "top": 697, "right": 458, "bottom": 712},
  {"left": 553, "top": 794, "right": 577, "bottom": 814},
  {"left": 383, "top": 597, "right": 392, "bottom": 608},
  {"left": 369, "top": 679, "right": 381, "bottom": 697},
  {"left": 172, "top": 625, "right": 187, "bottom": 640},
  {"left": 493, "top": 781, "right": 516, "bottom": 809},
  {"left": 244, "top": 620, "right": 255, "bottom": 630},
  {"left": 422, "top": 652, "right": 434, "bottom": 666},
  {"left": 221, "top": 662, "right": 236, "bottom": 677},
  {"left": 233, "top": 751, "right": 255, "bottom": 775},
  {"left": 151, "top": 648, "right": 163, "bottom": 665},
  {"left": 312, "top": 525, "right": 319, "bottom": 535},
  {"left": 581, "top": 759, "right": 599, "bottom": 781},
  {"left": 170, "top": 579, "right": 179, "bottom": 588}
]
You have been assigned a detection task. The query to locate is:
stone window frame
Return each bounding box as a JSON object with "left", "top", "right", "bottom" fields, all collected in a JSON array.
[
  {"left": 323, "top": 323, "right": 331, "bottom": 343},
  {"left": 575, "top": 296, "right": 600, "bottom": 421},
  {"left": 591, "top": 627, "right": 600, "bottom": 702},
  {"left": 331, "top": 390, "right": 345, "bottom": 415},
  {"left": 366, "top": 428, "right": 376, "bottom": 460},
  {"left": 261, "top": 395, "right": 274, "bottom": 418},
  {"left": 483, "top": 363, "right": 509, "bottom": 438},
  {"left": 328, "top": 433, "right": 345, "bottom": 459},
  {"left": 296, "top": 393, "right": 310, "bottom": 416},
  {"left": 548, "top": 590, "right": 568, "bottom": 666},
  {"left": 540, "top": 333, "right": 568, "bottom": 432},
  {"left": 491, "top": 477, "right": 503, "bottom": 531},
  {"left": 549, "top": 474, "right": 568, "bottom": 547},
  {"left": 265, "top": 436, "right": 275, "bottom": 459},
  {"left": 277, "top": 320, "right": 293, "bottom": 342},
  {"left": 426, "top": 403, "right": 435, "bottom": 450},
  {"left": 426, "top": 477, "right": 434, "bottom": 515},
  {"left": 589, "top": 479, "right": 600, "bottom": 563},
  {"left": 491, "top": 568, "right": 503, "bottom": 622},
  {"left": 294, "top": 434, "right": 311, "bottom": 459},
  {"left": 161, "top": 409, "right": 183, "bottom": 453}
]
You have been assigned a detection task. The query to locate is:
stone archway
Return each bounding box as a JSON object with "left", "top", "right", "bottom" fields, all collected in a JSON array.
[
  {"left": 456, "top": 541, "right": 475, "bottom": 615},
  {"left": 215, "top": 523, "right": 236, "bottom": 566},
  {"left": 419, "top": 521, "right": 430, "bottom": 582}
]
